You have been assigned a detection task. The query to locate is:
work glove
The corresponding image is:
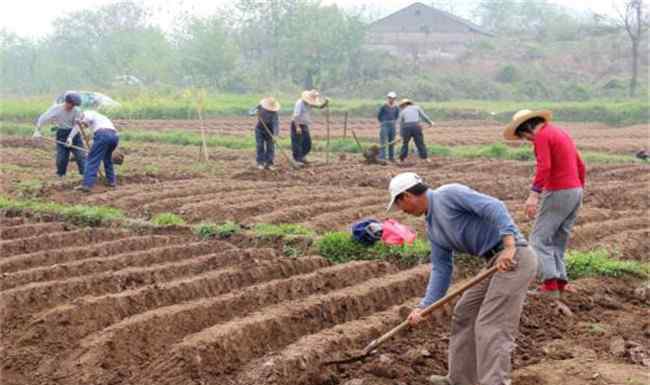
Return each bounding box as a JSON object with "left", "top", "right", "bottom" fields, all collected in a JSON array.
[
  {"left": 32, "top": 130, "right": 42, "bottom": 138},
  {"left": 65, "top": 138, "right": 73, "bottom": 148}
]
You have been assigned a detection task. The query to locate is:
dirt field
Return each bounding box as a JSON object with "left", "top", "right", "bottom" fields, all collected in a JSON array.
[
  {"left": 114, "top": 117, "right": 650, "bottom": 154},
  {"left": 1, "top": 119, "right": 649, "bottom": 385}
]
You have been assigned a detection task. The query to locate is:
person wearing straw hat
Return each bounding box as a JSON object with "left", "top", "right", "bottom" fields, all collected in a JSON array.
[
  {"left": 386, "top": 172, "right": 536, "bottom": 385},
  {"left": 291, "top": 89, "right": 329, "bottom": 166},
  {"left": 503, "top": 109, "right": 585, "bottom": 298},
  {"left": 397, "top": 99, "right": 433, "bottom": 162},
  {"left": 249, "top": 97, "right": 281, "bottom": 170},
  {"left": 377, "top": 91, "right": 400, "bottom": 162}
]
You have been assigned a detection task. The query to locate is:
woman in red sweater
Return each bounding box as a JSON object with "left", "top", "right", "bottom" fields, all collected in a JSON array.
[{"left": 504, "top": 110, "right": 586, "bottom": 299}]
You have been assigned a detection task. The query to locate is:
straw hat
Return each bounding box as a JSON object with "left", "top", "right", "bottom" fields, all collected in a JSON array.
[
  {"left": 503, "top": 109, "right": 552, "bottom": 140},
  {"left": 260, "top": 97, "right": 280, "bottom": 112},
  {"left": 301, "top": 90, "right": 326, "bottom": 106},
  {"left": 398, "top": 98, "right": 413, "bottom": 107}
]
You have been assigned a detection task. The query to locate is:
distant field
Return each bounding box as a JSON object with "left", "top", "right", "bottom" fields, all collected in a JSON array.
[{"left": 1, "top": 93, "right": 648, "bottom": 125}]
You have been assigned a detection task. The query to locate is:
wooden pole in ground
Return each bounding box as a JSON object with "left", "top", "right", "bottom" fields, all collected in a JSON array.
[
  {"left": 326, "top": 107, "right": 331, "bottom": 164},
  {"left": 343, "top": 111, "right": 348, "bottom": 138},
  {"left": 196, "top": 89, "right": 209, "bottom": 162}
]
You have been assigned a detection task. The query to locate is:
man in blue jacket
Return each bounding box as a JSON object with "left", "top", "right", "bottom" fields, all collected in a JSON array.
[
  {"left": 387, "top": 172, "right": 537, "bottom": 385},
  {"left": 377, "top": 92, "right": 400, "bottom": 161}
]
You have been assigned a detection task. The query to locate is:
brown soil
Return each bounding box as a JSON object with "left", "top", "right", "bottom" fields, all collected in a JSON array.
[{"left": 1, "top": 118, "right": 649, "bottom": 385}]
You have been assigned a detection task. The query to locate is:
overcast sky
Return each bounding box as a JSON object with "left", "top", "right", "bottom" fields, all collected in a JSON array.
[{"left": 1, "top": 0, "right": 619, "bottom": 38}]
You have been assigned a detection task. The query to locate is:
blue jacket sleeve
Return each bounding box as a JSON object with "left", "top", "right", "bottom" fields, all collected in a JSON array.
[
  {"left": 444, "top": 185, "right": 518, "bottom": 238},
  {"left": 377, "top": 106, "right": 384, "bottom": 122},
  {"left": 418, "top": 242, "right": 453, "bottom": 309},
  {"left": 271, "top": 112, "right": 279, "bottom": 135}
]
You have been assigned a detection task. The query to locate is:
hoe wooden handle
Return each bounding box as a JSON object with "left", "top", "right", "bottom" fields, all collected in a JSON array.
[{"left": 363, "top": 265, "right": 499, "bottom": 354}]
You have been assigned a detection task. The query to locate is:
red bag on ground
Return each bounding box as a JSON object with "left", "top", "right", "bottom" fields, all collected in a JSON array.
[{"left": 381, "top": 219, "right": 416, "bottom": 246}]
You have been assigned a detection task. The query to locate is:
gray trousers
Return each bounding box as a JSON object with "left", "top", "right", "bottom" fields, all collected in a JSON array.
[
  {"left": 448, "top": 247, "right": 537, "bottom": 385},
  {"left": 530, "top": 188, "right": 583, "bottom": 282}
]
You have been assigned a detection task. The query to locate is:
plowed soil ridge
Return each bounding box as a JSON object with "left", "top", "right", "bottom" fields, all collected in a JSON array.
[
  {"left": 62, "top": 261, "right": 396, "bottom": 385},
  {"left": 0, "top": 240, "right": 217, "bottom": 290},
  {"left": 133, "top": 264, "right": 430, "bottom": 385},
  {"left": 0, "top": 235, "right": 174, "bottom": 274},
  {"left": 0, "top": 222, "right": 67, "bottom": 240},
  {"left": 0, "top": 228, "right": 127, "bottom": 257},
  {"left": 1, "top": 247, "right": 279, "bottom": 320}
]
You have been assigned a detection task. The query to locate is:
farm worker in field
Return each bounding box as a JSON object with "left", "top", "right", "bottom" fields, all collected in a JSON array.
[
  {"left": 249, "top": 97, "right": 280, "bottom": 170},
  {"left": 33, "top": 91, "right": 86, "bottom": 180},
  {"left": 377, "top": 91, "right": 400, "bottom": 162},
  {"left": 290, "top": 89, "right": 329, "bottom": 166},
  {"left": 70, "top": 110, "right": 120, "bottom": 192},
  {"left": 503, "top": 110, "right": 585, "bottom": 298},
  {"left": 387, "top": 172, "right": 536, "bottom": 385},
  {"left": 397, "top": 99, "right": 433, "bottom": 163}
]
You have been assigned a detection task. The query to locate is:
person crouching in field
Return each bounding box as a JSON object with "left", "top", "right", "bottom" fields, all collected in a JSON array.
[
  {"left": 71, "top": 111, "right": 120, "bottom": 192},
  {"left": 388, "top": 172, "right": 536, "bottom": 385},
  {"left": 290, "top": 90, "right": 329, "bottom": 166},
  {"left": 377, "top": 91, "right": 400, "bottom": 162},
  {"left": 397, "top": 99, "right": 433, "bottom": 163},
  {"left": 503, "top": 109, "right": 585, "bottom": 298},
  {"left": 249, "top": 97, "right": 280, "bottom": 170},
  {"left": 33, "top": 91, "right": 86, "bottom": 181}
]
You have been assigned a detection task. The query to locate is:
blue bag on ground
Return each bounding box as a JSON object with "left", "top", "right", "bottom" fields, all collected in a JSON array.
[{"left": 351, "top": 219, "right": 383, "bottom": 246}]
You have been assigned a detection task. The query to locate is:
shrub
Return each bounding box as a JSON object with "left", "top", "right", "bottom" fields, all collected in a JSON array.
[
  {"left": 0, "top": 196, "right": 124, "bottom": 226},
  {"left": 216, "top": 221, "right": 240, "bottom": 238},
  {"left": 566, "top": 249, "right": 649, "bottom": 279},
  {"left": 495, "top": 65, "right": 518, "bottom": 83},
  {"left": 254, "top": 223, "right": 315, "bottom": 238},
  {"left": 151, "top": 212, "right": 186, "bottom": 226},
  {"left": 193, "top": 223, "right": 218, "bottom": 239}
]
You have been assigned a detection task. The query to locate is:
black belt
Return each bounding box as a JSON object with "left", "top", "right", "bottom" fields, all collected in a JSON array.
[{"left": 482, "top": 241, "right": 504, "bottom": 260}]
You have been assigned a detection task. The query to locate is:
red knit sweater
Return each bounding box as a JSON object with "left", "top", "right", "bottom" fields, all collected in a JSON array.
[{"left": 532, "top": 123, "right": 586, "bottom": 193}]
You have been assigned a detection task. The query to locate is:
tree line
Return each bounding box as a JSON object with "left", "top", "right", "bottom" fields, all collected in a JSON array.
[{"left": 1, "top": 0, "right": 646, "bottom": 97}]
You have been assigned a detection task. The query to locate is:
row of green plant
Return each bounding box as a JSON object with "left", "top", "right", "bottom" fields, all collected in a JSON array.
[
  {"left": 1, "top": 95, "right": 647, "bottom": 126},
  {"left": 566, "top": 249, "right": 650, "bottom": 279},
  {"left": 1, "top": 196, "right": 646, "bottom": 280},
  {"left": 192, "top": 221, "right": 315, "bottom": 240},
  {"left": 316, "top": 231, "right": 650, "bottom": 279},
  {"left": 0, "top": 122, "right": 640, "bottom": 164},
  {"left": 0, "top": 195, "right": 124, "bottom": 226}
]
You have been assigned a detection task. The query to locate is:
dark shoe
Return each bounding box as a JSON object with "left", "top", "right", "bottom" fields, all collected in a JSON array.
[{"left": 105, "top": 183, "right": 117, "bottom": 188}]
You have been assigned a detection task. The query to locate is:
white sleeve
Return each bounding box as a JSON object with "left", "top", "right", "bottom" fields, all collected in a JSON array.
[{"left": 36, "top": 105, "right": 59, "bottom": 129}]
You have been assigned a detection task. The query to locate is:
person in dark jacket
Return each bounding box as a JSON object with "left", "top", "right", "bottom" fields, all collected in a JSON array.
[
  {"left": 377, "top": 91, "right": 400, "bottom": 161},
  {"left": 249, "top": 97, "right": 281, "bottom": 170}
]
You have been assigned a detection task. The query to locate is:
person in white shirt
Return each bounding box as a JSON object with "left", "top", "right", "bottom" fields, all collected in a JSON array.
[
  {"left": 70, "top": 111, "right": 119, "bottom": 192},
  {"left": 34, "top": 91, "right": 86, "bottom": 178}
]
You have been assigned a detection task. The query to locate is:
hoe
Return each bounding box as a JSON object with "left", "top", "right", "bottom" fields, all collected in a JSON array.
[{"left": 324, "top": 265, "right": 498, "bottom": 365}]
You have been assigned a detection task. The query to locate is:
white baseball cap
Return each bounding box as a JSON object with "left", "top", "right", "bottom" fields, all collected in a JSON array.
[
  {"left": 387, "top": 91, "right": 397, "bottom": 98},
  {"left": 386, "top": 172, "right": 423, "bottom": 212}
]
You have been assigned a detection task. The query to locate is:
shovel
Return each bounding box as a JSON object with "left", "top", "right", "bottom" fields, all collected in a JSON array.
[
  {"left": 257, "top": 114, "right": 301, "bottom": 170},
  {"left": 39, "top": 136, "right": 125, "bottom": 165},
  {"left": 324, "top": 265, "right": 499, "bottom": 365}
]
